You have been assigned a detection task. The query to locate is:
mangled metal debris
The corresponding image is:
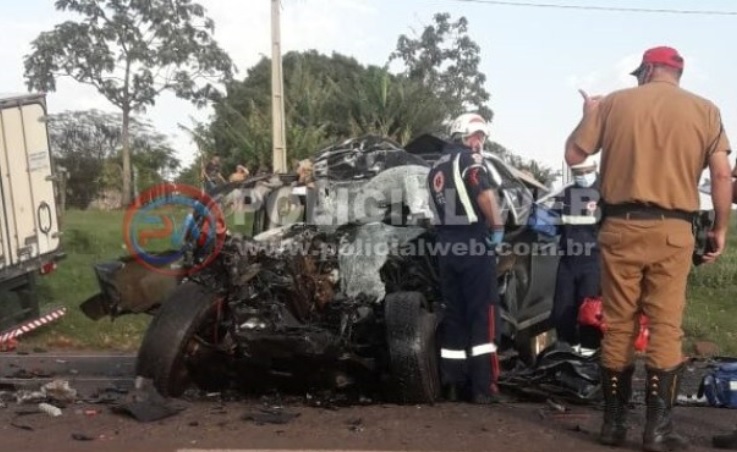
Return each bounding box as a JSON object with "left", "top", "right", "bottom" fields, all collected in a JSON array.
[
  {"left": 8, "top": 378, "right": 78, "bottom": 407},
  {"left": 311, "top": 135, "right": 434, "bottom": 226},
  {"left": 79, "top": 133, "right": 565, "bottom": 403},
  {"left": 109, "top": 377, "right": 186, "bottom": 422}
]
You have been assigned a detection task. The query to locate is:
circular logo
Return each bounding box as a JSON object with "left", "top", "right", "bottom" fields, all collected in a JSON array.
[
  {"left": 433, "top": 172, "right": 445, "bottom": 192},
  {"left": 123, "top": 183, "right": 226, "bottom": 277}
]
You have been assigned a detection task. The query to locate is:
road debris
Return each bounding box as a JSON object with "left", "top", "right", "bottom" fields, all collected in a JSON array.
[
  {"left": 10, "top": 420, "right": 34, "bottom": 431},
  {"left": 546, "top": 399, "right": 567, "bottom": 413},
  {"left": 241, "top": 407, "right": 300, "bottom": 425},
  {"left": 85, "top": 386, "right": 130, "bottom": 405},
  {"left": 71, "top": 433, "right": 96, "bottom": 441},
  {"left": 41, "top": 379, "right": 77, "bottom": 404},
  {"left": 346, "top": 417, "right": 364, "bottom": 432},
  {"left": 110, "top": 378, "right": 186, "bottom": 422},
  {"left": 38, "top": 402, "right": 62, "bottom": 417}
]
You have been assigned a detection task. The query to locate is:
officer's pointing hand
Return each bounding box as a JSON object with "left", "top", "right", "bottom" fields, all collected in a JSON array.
[{"left": 579, "top": 89, "right": 603, "bottom": 116}]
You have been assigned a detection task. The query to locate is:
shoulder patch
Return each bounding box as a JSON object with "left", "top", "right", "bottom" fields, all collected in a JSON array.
[
  {"left": 433, "top": 171, "right": 445, "bottom": 192},
  {"left": 467, "top": 167, "right": 480, "bottom": 187}
]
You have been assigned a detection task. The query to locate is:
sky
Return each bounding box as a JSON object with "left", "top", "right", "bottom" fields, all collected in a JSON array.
[{"left": 1, "top": 0, "right": 736, "bottom": 187}]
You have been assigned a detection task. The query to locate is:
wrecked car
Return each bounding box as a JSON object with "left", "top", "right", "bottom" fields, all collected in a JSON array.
[
  {"left": 249, "top": 134, "right": 560, "bottom": 360},
  {"left": 81, "top": 134, "right": 561, "bottom": 402}
]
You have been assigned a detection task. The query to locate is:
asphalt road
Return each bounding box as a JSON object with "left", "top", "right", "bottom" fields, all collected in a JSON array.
[{"left": 0, "top": 351, "right": 735, "bottom": 452}]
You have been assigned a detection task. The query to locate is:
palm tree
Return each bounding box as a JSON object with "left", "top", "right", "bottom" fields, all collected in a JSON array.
[{"left": 338, "top": 68, "right": 447, "bottom": 145}]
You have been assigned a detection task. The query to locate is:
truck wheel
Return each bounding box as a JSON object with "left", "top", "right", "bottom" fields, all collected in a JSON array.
[
  {"left": 135, "top": 282, "right": 229, "bottom": 398},
  {"left": 384, "top": 291, "right": 441, "bottom": 404}
]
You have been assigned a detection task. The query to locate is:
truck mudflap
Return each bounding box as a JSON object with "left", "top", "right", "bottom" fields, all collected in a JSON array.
[{"left": 79, "top": 256, "right": 179, "bottom": 321}]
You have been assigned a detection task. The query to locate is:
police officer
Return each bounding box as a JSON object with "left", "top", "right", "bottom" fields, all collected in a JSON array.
[
  {"left": 551, "top": 155, "right": 602, "bottom": 352},
  {"left": 565, "top": 46, "right": 733, "bottom": 451},
  {"left": 427, "top": 112, "right": 505, "bottom": 405}
]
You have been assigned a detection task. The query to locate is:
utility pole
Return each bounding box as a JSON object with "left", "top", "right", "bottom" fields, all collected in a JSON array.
[{"left": 271, "top": 0, "right": 287, "bottom": 173}]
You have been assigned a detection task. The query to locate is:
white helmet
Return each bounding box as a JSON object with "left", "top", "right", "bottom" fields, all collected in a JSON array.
[
  {"left": 570, "top": 155, "right": 597, "bottom": 170},
  {"left": 449, "top": 113, "right": 489, "bottom": 139}
]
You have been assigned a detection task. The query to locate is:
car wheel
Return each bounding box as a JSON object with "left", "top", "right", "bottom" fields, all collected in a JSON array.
[
  {"left": 135, "top": 282, "right": 230, "bottom": 397},
  {"left": 384, "top": 291, "right": 441, "bottom": 404}
]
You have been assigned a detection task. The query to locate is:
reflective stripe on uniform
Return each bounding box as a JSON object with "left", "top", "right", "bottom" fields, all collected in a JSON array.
[
  {"left": 561, "top": 214, "right": 597, "bottom": 225},
  {"left": 453, "top": 153, "right": 479, "bottom": 223},
  {"left": 440, "top": 349, "right": 467, "bottom": 360},
  {"left": 471, "top": 343, "right": 497, "bottom": 356}
]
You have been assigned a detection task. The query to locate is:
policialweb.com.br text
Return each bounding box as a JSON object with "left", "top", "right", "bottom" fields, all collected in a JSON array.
[{"left": 234, "top": 237, "right": 597, "bottom": 259}]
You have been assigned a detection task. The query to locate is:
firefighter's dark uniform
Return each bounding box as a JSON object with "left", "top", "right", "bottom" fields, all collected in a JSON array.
[
  {"left": 551, "top": 178, "right": 602, "bottom": 349},
  {"left": 427, "top": 141, "right": 501, "bottom": 402}
]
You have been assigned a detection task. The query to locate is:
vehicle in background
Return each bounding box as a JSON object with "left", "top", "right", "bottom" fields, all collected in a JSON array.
[{"left": 0, "top": 93, "right": 65, "bottom": 335}]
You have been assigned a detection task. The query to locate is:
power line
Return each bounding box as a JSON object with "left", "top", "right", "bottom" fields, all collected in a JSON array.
[{"left": 441, "top": 0, "right": 737, "bottom": 16}]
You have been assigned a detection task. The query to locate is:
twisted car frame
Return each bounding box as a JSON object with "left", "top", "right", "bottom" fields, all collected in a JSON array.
[{"left": 81, "top": 134, "right": 562, "bottom": 403}]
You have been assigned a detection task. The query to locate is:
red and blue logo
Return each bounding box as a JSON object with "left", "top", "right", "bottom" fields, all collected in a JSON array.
[{"left": 123, "top": 183, "right": 227, "bottom": 276}]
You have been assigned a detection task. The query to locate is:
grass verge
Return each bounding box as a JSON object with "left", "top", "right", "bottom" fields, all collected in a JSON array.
[{"left": 16, "top": 207, "right": 253, "bottom": 352}]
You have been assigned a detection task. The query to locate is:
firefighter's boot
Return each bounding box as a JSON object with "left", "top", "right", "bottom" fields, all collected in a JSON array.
[
  {"left": 599, "top": 365, "right": 635, "bottom": 447},
  {"left": 642, "top": 364, "right": 689, "bottom": 452}
]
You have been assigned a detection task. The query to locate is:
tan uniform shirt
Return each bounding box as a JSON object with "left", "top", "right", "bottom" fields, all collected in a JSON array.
[{"left": 573, "top": 81, "right": 731, "bottom": 212}]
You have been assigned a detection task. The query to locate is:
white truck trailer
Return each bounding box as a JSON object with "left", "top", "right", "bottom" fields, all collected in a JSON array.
[{"left": 0, "top": 93, "right": 65, "bottom": 336}]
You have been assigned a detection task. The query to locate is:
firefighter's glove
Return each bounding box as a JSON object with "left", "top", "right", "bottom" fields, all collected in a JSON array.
[{"left": 486, "top": 230, "right": 505, "bottom": 248}]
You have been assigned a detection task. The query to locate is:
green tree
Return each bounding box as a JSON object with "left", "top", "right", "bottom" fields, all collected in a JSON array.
[
  {"left": 389, "top": 13, "right": 492, "bottom": 121},
  {"left": 488, "top": 141, "right": 560, "bottom": 187},
  {"left": 23, "top": 0, "right": 234, "bottom": 207},
  {"left": 47, "top": 109, "right": 180, "bottom": 208},
  {"left": 209, "top": 50, "right": 448, "bottom": 167},
  {"left": 209, "top": 51, "right": 368, "bottom": 168},
  {"left": 340, "top": 66, "right": 447, "bottom": 144}
]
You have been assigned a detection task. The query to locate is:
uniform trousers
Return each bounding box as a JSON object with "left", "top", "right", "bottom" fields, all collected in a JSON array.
[
  {"left": 598, "top": 217, "right": 694, "bottom": 371},
  {"left": 437, "top": 235, "right": 501, "bottom": 397}
]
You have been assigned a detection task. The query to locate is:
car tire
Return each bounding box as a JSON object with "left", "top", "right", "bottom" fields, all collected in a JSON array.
[
  {"left": 135, "top": 282, "right": 227, "bottom": 398},
  {"left": 384, "top": 291, "right": 441, "bottom": 404}
]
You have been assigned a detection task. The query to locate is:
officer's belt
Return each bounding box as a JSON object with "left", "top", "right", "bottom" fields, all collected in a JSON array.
[{"left": 602, "top": 202, "right": 696, "bottom": 223}]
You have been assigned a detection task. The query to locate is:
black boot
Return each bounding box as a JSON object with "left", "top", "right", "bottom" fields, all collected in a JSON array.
[
  {"left": 599, "top": 365, "right": 635, "bottom": 447},
  {"left": 442, "top": 383, "right": 463, "bottom": 402},
  {"left": 642, "top": 364, "right": 689, "bottom": 452}
]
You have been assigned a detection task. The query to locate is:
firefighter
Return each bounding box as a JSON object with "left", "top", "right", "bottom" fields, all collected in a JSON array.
[
  {"left": 564, "top": 46, "right": 732, "bottom": 450},
  {"left": 427, "top": 112, "right": 505, "bottom": 404},
  {"left": 550, "top": 155, "right": 602, "bottom": 352}
]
